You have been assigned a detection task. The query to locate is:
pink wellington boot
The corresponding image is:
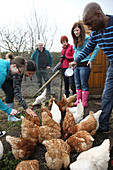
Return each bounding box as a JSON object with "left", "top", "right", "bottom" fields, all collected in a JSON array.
[
  {"left": 82, "top": 91, "right": 89, "bottom": 107},
  {"left": 74, "top": 89, "right": 82, "bottom": 106}
]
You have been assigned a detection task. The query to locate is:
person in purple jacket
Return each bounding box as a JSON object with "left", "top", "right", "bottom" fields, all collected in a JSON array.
[{"left": 69, "top": 2, "right": 113, "bottom": 133}]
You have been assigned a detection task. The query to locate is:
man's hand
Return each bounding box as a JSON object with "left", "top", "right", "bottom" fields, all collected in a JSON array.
[
  {"left": 69, "top": 61, "right": 77, "bottom": 69},
  {"left": 26, "top": 108, "right": 37, "bottom": 117},
  {"left": 10, "top": 109, "right": 18, "bottom": 115}
]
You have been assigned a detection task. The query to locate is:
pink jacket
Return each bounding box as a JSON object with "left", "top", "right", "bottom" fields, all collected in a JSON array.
[{"left": 60, "top": 44, "right": 74, "bottom": 68}]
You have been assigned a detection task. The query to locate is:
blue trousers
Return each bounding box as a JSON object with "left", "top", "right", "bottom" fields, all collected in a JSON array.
[
  {"left": 99, "top": 64, "right": 113, "bottom": 130},
  {"left": 74, "top": 66, "right": 91, "bottom": 91}
]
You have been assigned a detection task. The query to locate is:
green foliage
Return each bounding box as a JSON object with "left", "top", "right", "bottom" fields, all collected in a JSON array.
[
  {"left": 0, "top": 151, "right": 21, "bottom": 170},
  {"left": 6, "top": 121, "right": 21, "bottom": 133}
]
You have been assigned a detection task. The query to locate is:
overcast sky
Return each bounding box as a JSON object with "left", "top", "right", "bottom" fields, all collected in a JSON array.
[{"left": 0, "top": 0, "right": 113, "bottom": 51}]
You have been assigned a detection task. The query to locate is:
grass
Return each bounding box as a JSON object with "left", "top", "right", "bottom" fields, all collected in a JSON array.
[{"left": 0, "top": 151, "right": 21, "bottom": 170}]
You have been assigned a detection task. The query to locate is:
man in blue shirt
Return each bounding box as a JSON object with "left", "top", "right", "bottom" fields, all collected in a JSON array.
[
  {"left": 70, "top": 2, "right": 113, "bottom": 133},
  {"left": 31, "top": 41, "right": 54, "bottom": 94}
]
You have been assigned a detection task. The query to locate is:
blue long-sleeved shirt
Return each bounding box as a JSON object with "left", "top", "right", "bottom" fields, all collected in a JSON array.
[
  {"left": 73, "top": 34, "right": 99, "bottom": 62},
  {"left": 74, "top": 15, "right": 113, "bottom": 64},
  {"left": 0, "top": 59, "right": 12, "bottom": 114}
]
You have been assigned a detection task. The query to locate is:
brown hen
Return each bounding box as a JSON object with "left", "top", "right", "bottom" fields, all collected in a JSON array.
[
  {"left": 16, "top": 160, "right": 39, "bottom": 170},
  {"left": 66, "top": 94, "right": 77, "bottom": 107},
  {"left": 69, "top": 111, "right": 97, "bottom": 135},
  {"left": 66, "top": 130, "right": 94, "bottom": 153},
  {"left": 62, "top": 108, "right": 76, "bottom": 138},
  {"left": 41, "top": 103, "right": 52, "bottom": 118},
  {"left": 6, "top": 135, "right": 36, "bottom": 160},
  {"left": 41, "top": 111, "right": 61, "bottom": 132},
  {"left": 25, "top": 112, "right": 41, "bottom": 126},
  {"left": 21, "top": 116, "right": 39, "bottom": 143},
  {"left": 42, "top": 139, "right": 71, "bottom": 170},
  {"left": 38, "top": 126, "right": 61, "bottom": 143},
  {"left": 48, "top": 95, "right": 57, "bottom": 109},
  {"left": 57, "top": 94, "right": 68, "bottom": 112}
]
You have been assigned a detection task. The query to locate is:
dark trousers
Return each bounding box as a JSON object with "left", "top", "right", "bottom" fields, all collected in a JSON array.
[
  {"left": 99, "top": 64, "right": 113, "bottom": 130},
  {"left": 2, "top": 79, "right": 14, "bottom": 103},
  {"left": 36, "top": 69, "right": 50, "bottom": 92},
  {"left": 62, "top": 68, "right": 76, "bottom": 97}
]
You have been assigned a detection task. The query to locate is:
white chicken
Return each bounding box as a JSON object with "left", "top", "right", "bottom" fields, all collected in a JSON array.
[
  {"left": 0, "top": 140, "right": 4, "bottom": 159},
  {"left": 69, "top": 100, "right": 84, "bottom": 124},
  {"left": 50, "top": 101, "right": 61, "bottom": 124},
  {"left": 70, "top": 139, "right": 110, "bottom": 170},
  {"left": 32, "top": 88, "right": 47, "bottom": 106},
  {"left": 80, "top": 110, "right": 102, "bottom": 130}
]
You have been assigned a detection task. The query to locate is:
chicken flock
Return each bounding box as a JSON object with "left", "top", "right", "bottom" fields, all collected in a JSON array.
[{"left": 1, "top": 88, "right": 110, "bottom": 170}]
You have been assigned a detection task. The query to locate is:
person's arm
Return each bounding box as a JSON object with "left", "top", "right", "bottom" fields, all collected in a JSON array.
[
  {"left": 31, "top": 52, "right": 35, "bottom": 61},
  {"left": 13, "top": 74, "right": 28, "bottom": 110},
  {"left": 48, "top": 51, "right": 53, "bottom": 67},
  {"left": 0, "top": 99, "right": 12, "bottom": 114},
  {"left": 0, "top": 72, "right": 12, "bottom": 114},
  {"left": 87, "top": 44, "right": 99, "bottom": 69},
  {"left": 13, "top": 74, "right": 37, "bottom": 116},
  {"left": 89, "top": 45, "right": 99, "bottom": 62}
]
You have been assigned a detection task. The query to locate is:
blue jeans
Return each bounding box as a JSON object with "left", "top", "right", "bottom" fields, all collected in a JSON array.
[
  {"left": 99, "top": 64, "right": 113, "bottom": 130},
  {"left": 62, "top": 68, "right": 76, "bottom": 97},
  {"left": 74, "top": 66, "right": 91, "bottom": 91},
  {"left": 36, "top": 69, "right": 50, "bottom": 92}
]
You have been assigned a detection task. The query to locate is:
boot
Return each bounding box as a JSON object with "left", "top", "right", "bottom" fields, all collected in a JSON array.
[
  {"left": 5, "top": 103, "right": 21, "bottom": 121},
  {"left": 74, "top": 89, "right": 82, "bottom": 106},
  {"left": 82, "top": 91, "right": 89, "bottom": 108}
]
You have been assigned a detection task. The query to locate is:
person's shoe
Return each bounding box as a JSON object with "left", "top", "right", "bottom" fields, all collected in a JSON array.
[
  {"left": 0, "top": 131, "right": 6, "bottom": 137},
  {"left": 8, "top": 115, "right": 21, "bottom": 121},
  {"left": 97, "top": 128, "right": 110, "bottom": 134}
]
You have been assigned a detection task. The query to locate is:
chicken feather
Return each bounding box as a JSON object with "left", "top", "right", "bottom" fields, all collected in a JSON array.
[
  {"left": 70, "top": 139, "right": 110, "bottom": 170},
  {"left": 32, "top": 88, "right": 47, "bottom": 106}
]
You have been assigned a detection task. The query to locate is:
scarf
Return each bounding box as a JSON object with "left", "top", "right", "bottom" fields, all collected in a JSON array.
[{"left": 62, "top": 43, "right": 69, "bottom": 56}]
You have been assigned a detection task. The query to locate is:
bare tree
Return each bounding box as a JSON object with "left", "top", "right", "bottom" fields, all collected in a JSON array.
[
  {"left": 0, "top": 8, "right": 57, "bottom": 54},
  {"left": 0, "top": 26, "right": 31, "bottom": 55},
  {"left": 27, "top": 7, "right": 57, "bottom": 52}
]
